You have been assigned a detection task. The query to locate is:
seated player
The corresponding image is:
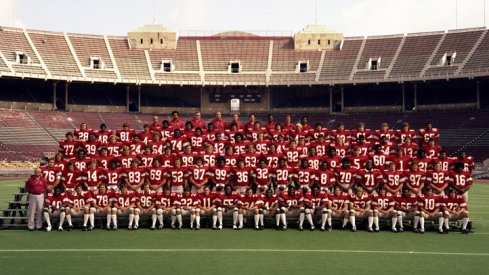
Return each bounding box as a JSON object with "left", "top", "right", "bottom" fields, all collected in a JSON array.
[
  {"left": 348, "top": 187, "right": 373, "bottom": 232},
  {"left": 91, "top": 183, "right": 117, "bottom": 230},
  {"left": 442, "top": 188, "right": 471, "bottom": 234},
  {"left": 238, "top": 188, "right": 260, "bottom": 230},
  {"left": 154, "top": 186, "right": 178, "bottom": 230},
  {"left": 277, "top": 185, "right": 303, "bottom": 231},
  {"left": 256, "top": 188, "right": 278, "bottom": 230},
  {"left": 178, "top": 186, "right": 200, "bottom": 229},
  {"left": 271, "top": 158, "right": 294, "bottom": 194},
  {"left": 194, "top": 186, "right": 217, "bottom": 229},
  {"left": 214, "top": 185, "right": 241, "bottom": 230},
  {"left": 395, "top": 188, "right": 418, "bottom": 233},
  {"left": 370, "top": 187, "right": 397, "bottom": 232},
  {"left": 43, "top": 186, "right": 66, "bottom": 232},
  {"left": 134, "top": 183, "right": 157, "bottom": 230},
  {"left": 115, "top": 183, "right": 136, "bottom": 230},
  {"left": 63, "top": 184, "right": 91, "bottom": 231},
  {"left": 303, "top": 185, "right": 329, "bottom": 231},
  {"left": 328, "top": 186, "right": 350, "bottom": 231},
  {"left": 417, "top": 187, "right": 443, "bottom": 234}
]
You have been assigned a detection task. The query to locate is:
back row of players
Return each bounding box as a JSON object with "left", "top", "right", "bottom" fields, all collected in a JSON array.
[{"left": 38, "top": 112, "right": 473, "bottom": 233}]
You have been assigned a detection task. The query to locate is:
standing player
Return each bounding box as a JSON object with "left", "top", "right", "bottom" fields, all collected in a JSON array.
[
  {"left": 208, "top": 157, "right": 232, "bottom": 190},
  {"left": 252, "top": 159, "right": 273, "bottom": 194},
  {"left": 356, "top": 160, "right": 383, "bottom": 194},
  {"left": 425, "top": 162, "right": 449, "bottom": 195},
  {"left": 334, "top": 158, "right": 358, "bottom": 193},
  {"left": 187, "top": 156, "right": 209, "bottom": 193},
  {"left": 146, "top": 158, "right": 167, "bottom": 191},
  {"left": 314, "top": 161, "right": 336, "bottom": 192},
  {"left": 232, "top": 158, "right": 253, "bottom": 194},
  {"left": 383, "top": 162, "right": 404, "bottom": 195},
  {"left": 271, "top": 158, "right": 294, "bottom": 193},
  {"left": 402, "top": 162, "right": 426, "bottom": 195},
  {"left": 294, "top": 158, "right": 316, "bottom": 191},
  {"left": 165, "top": 158, "right": 188, "bottom": 193},
  {"left": 40, "top": 158, "right": 62, "bottom": 190}
]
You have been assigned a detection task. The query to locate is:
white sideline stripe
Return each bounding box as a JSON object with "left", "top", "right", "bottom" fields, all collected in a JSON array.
[{"left": 0, "top": 248, "right": 488, "bottom": 256}]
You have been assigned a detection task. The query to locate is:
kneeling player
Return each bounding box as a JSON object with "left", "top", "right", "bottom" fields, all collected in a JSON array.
[
  {"left": 277, "top": 185, "right": 303, "bottom": 231},
  {"left": 134, "top": 183, "right": 157, "bottom": 230},
  {"left": 348, "top": 187, "right": 372, "bottom": 232},
  {"left": 442, "top": 188, "right": 471, "bottom": 234},
  {"left": 371, "top": 187, "right": 397, "bottom": 232},
  {"left": 43, "top": 186, "right": 67, "bottom": 232},
  {"left": 115, "top": 183, "right": 136, "bottom": 230}
]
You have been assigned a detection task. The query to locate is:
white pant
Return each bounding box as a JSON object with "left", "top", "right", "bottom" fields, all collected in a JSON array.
[{"left": 27, "top": 194, "right": 44, "bottom": 230}]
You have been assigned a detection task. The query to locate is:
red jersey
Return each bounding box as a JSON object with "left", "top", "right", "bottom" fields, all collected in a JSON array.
[
  {"left": 423, "top": 145, "right": 442, "bottom": 158},
  {"left": 166, "top": 136, "right": 189, "bottom": 152},
  {"left": 330, "top": 129, "right": 351, "bottom": 144},
  {"left": 402, "top": 170, "right": 426, "bottom": 190},
  {"left": 137, "top": 131, "right": 153, "bottom": 145},
  {"left": 369, "top": 152, "right": 389, "bottom": 169},
  {"left": 106, "top": 167, "right": 123, "bottom": 187},
  {"left": 208, "top": 166, "right": 232, "bottom": 186},
  {"left": 215, "top": 192, "right": 240, "bottom": 207},
  {"left": 122, "top": 167, "right": 147, "bottom": 186},
  {"left": 196, "top": 192, "right": 218, "bottom": 208},
  {"left": 351, "top": 129, "right": 373, "bottom": 142},
  {"left": 96, "top": 130, "right": 113, "bottom": 144},
  {"left": 117, "top": 154, "right": 137, "bottom": 169},
  {"left": 252, "top": 167, "right": 272, "bottom": 187},
  {"left": 398, "top": 143, "right": 418, "bottom": 158},
  {"left": 432, "top": 157, "right": 453, "bottom": 172},
  {"left": 278, "top": 191, "right": 303, "bottom": 208},
  {"left": 84, "top": 167, "right": 108, "bottom": 187},
  {"left": 136, "top": 191, "right": 156, "bottom": 209},
  {"left": 211, "top": 139, "right": 229, "bottom": 155},
  {"left": 160, "top": 154, "right": 175, "bottom": 168},
  {"left": 370, "top": 193, "right": 395, "bottom": 211},
  {"left": 82, "top": 140, "right": 101, "bottom": 156},
  {"left": 137, "top": 153, "right": 157, "bottom": 168},
  {"left": 332, "top": 143, "right": 350, "bottom": 158},
  {"left": 232, "top": 167, "right": 253, "bottom": 187},
  {"left": 356, "top": 168, "right": 384, "bottom": 192},
  {"left": 155, "top": 192, "right": 178, "bottom": 208},
  {"left": 418, "top": 128, "right": 440, "bottom": 144},
  {"left": 189, "top": 135, "right": 208, "bottom": 152},
  {"left": 115, "top": 191, "right": 136, "bottom": 208},
  {"left": 263, "top": 152, "right": 284, "bottom": 168},
  {"left": 334, "top": 167, "right": 359, "bottom": 187},
  {"left": 382, "top": 170, "right": 404, "bottom": 191},
  {"left": 92, "top": 190, "right": 115, "bottom": 207},
  {"left": 373, "top": 129, "right": 395, "bottom": 142},
  {"left": 425, "top": 170, "right": 449, "bottom": 190},
  {"left": 303, "top": 191, "right": 328, "bottom": 208},
  {"left": 106, "top": 142, "right": 123, "bottom": 157},
  {"left": 284, "top": 149, "right": 301, "bottom": 168},
  {"left": 202, "top": 153, "right": 218, "bottom": 167},
  {"left": 261, "top": 194, "right": 278, "bottom": 209},
  {"left": 40, "top": 166, "right": 62, "bottom": 186},
  {"left": 349, "top": 193, "right": 370, "bottom": 210},
  {"left": 116, "top": 129, "right": 136, "bottom": 143},
  {"left": 224, "top": 154, "right": 239, "bottom": 167},
  {"left": 307, "top": 155, "right": 323, "bottom": 170},
  {"left": 442, "top": 195, "right": 467, "bottom": 212},
  {"left": 411, "top": 156, "right": 433, "bottom": 172},
  {"left": 448, "top": 171, "right": 473, "bottom": 192},
  {"left": 95, "top": 155, "right": 113, "bottom": 170},
  {"left": 395, "top": 129, "right": 417, "bottom": 143},
  {"left": 417, "top": 194, "right": 441, "bottom": 213},
  {"left": 188, "top": 165, "right": 209, "bottom": 186},
  {"left": 65, "top": 192, "right": 91, "bottom": 208},
  {"left": 59, "top": 140, "right": 82, "bottom": 158},
  {"left": 309, "top": 129, "right": 329, "bottom": 140},
  {"left": 311, "top": 140, "right": 332, "bottom": 156},
  {"left": 74, "top": 128, "right": 93, "bottom": 141},
  {"left": 166, "top": 167, "right": 188, "bottom": 187},
  {"left": 179, "top": 152, "right": 198, "bottom": 167},
  {"left": 45, "top": 192, "right": 66, "bottom": 209},
  {"left": 454, "top": 157, "right": 475, "bottom": 172},
  {"left": 146, "top": 166, "right": 167, "bottom": 186},
  {"left": 315, "top": 169, "right": 336, "bottom": 189},
  {"left": 238, "top": 194, "right": 260, "bottom": 208},
  {"left": 271, "top": 167, "right": 295, "bottom": 188},
  {"left": 348, "top": 155, "right": 369, "bottom": 170},
  {"left": 148, "top": 140, "right": 166, "bottom": 155},
  {"left": 61, "top": 169, "right": 83, "bottom": 190},
  {"left": 294, "top": 167, "right": 316, "bottom": 188},
  {"left": 179, "top": 193, "right": 200, "bottom": 208},
  {"left": 395, "top": 193, "right": 418, "bottom": 211},
  {"left": 71, "top": 157, "right": 91, "bottom": 172},
  {"left": 326, "top": 156, "right": 342, "bottom": 171},
  {"left": 387, "top": 155, "right": 412, "bottom": 171},
  {"left": 328, "top": 192, "right": 350, "bottom": 210}
]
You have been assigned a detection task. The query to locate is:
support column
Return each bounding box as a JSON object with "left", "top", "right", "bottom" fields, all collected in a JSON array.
[
  {"left": 126, "top": 86, "right": 130, "bottom": 113},
  {"left": 413, "top": 84, "right": 417, "bottom": 111},
  {"left": 476, "top": 80, "right": 481, "bottom": 109},
  {"left": 137, "top": 86, "right": 141, "bottom": 113},
  {"left": 340, "top": 86, "right": 344, "bottom": 113},
  {"left": 402, "top": 84, "right": 405, "bottom": 112},
  {"left": 52, "top": 82, "right": 57, "bottom": 111},
  {"left": 64, "top": 82, "right": 69, "bottom": 111},
  {"left": 329, "top": 86, "right": 333, "bottom": 114},
  {"left": 267, "top": 87, "right": 271, "bottom": 113}
]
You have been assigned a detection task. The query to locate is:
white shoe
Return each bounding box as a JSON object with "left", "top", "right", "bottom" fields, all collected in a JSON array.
[
  {"left": 233, "top": 225, "right": 237, "bottom": 230},
  {"left": 158, "top": 224, "right": 164, "bottom": 230},
  {"left": 45, "top": 226, "right": 52, "bottom": 232},
  {"left": 57, "top": 226, "right": 63, "bottom": 231},
  {"left": 218, "top": 225, "right": 223, "bottom": 230}
]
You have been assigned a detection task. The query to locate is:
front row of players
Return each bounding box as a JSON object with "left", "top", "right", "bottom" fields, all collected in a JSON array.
[{"left": 43, "top": 182, "right": 470, "bottom": 234}]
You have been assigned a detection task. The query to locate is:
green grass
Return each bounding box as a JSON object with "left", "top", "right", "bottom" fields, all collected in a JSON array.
[{"left": 1, "top": 179, "right": 489, "bottom": 274}]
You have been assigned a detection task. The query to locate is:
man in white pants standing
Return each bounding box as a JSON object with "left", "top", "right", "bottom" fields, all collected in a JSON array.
[{"left": 25, "top": 168, "right": 48, "bottom": 231}]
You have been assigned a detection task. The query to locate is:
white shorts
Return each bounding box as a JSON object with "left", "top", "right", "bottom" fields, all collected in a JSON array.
[
  {"left": 191, "top": 185, "right": 205, "bottom": 193},
  {"left": 171, "top": 186, "right": 184, "bottom": 194},
  {"left": 117, "top": 208, "right": 134, "bottom": 216},
  {"left": 283, "top": 207, "right": 301, "bottom": 218},
  {"left": 235, "top": 186, "right": 248, "bottom": 195},
  {"left": 377, "top": 210, "right": 397, "bottom": 219},
  {"left": 69, "top": 208, "right": 84, "bottom": 217}
]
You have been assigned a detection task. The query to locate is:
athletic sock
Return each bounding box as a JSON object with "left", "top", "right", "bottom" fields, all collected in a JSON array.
[
  {"left": 238, "top": 213, "right": 243, "bottom": 227},
  {"left": 259, "top": 213, "right": 264, "bottom": 226},
  {"left": 190, "top": 214, "right": 195, "bottom": 228},
  {"left": 321, "top": 213, "right": 327, "bottom": 227},
  {"left": 59, "top": 212, "right": 66, "bottom": 227},
  {"left": 106, "top": 213, "right": 111, "bottom": 227},
  {"left": 43, "top": 212, "right": 51, "bottom": 227},
  {"left": 254, "top": 214, "right": 260, "bottom": 227},
  {"left": 196, "top": 215, "right": 200, "bottom": 227},
  {"left": 462, "top": 217, "right": 469, "bottom": 230},
  {"left": 89, "top": 213, "right": 94, "bottom": 227},
  {"left": 299, "top": 212, "right": 305, "bottom": 226},
  {"left": 134, "top": 215, "right": 139, "bottom": 227},
  {"left": 306, "top": 213, "right": 313, "bottom": 226},
  {"left": 83, "top": 214, "right": 89, "bottom": 226},
  {"left": 373, "top": 216, "right": 379, "bottom": 229},
  {"left": 368, "top": 216, "right": 373, "bottom": 228},
  {"left": 439, "top": 216, "right": 444, "bottom": 230},
  {"left": 151, "top": 214, "right": 157, "bottom": 227},
  {"left": 128, "top": 214, "right": 134, "bottom": 227},
  {"left": 111, "top": 214, "right": 117, "bottom": 227},
  {"left": 66, "top": 214, "right": 72, "bottom": 226}
]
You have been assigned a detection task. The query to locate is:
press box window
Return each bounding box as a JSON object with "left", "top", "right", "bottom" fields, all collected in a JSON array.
[
  {"left": 15, "top": 52, "right": 30, "bottom": 65},
  {"left": 161, "top": 60, "right": 174, "bottom": 72},
  {"left": 229, "top": 61, "right": 241, "bottom": 73},
  {"left": 441, "top": 52, "right": 456, "bottom": 66},
  {"left": 90, "top": 57, "right": 104, "bottom": 69},
  {"left": 297, "top": 61, "right": 309, "bottom": 73},
  {"left": 367, "top": 58, "right": 381, "bottom": 71}
]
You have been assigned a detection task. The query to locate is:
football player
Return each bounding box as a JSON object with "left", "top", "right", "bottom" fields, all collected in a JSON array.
[
  {"left": 115, "top": 183, "right": 137, "bottom": 230},
  {"left": 417, "top": 187, "right": 442, "bottom": 234},
  {"left": 277, "top": 185, "right": 303, "bottom": 230},
  {"left": 394, "top": 188, "right": 418, "bottom": 233},
  {"left": 348, "top": 187, "right": 372, "bottom": 232},
  {"left": 443, "top": 188, "right": 470, "bottom": 234},
  {"left": 371, "top": 187, "right": 396, "bottom": 232},
  {"left": 328, "top": 186, "right": 350, "bottom": 231},
  {"left": 63, "top": 184, "right": 91, "bottom": 231},
  {"left": 91, "top": 183, "right": 117, "bottom": 230},
  {"left": 43, "top": 186, "right": 66, "bottom": 232},
  {"left": 134, "top": 183, "right": 157, "bottom": 230}
]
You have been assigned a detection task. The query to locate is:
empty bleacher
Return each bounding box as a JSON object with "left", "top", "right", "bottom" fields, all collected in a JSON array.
[
  {"left": 320, "top": 38, "right": 364, "bottom": 81},
  {"left": 29, "top": 31, "right": 81, "bottom": 77},
  {"left": 271, "top": 39, "right": 322, "bottom": 72},
  {"left": 108, "top": 37, "right": 151, "bottom": 81}
]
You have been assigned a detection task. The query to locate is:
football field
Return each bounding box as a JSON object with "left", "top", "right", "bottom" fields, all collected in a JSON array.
[{"left": 1, "top": 179, "right": 488, "bottom": 274}]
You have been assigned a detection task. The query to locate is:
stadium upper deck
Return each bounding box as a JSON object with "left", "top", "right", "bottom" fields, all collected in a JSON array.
[{"left": 0, "top": 25, "right": 488, "bottom": 86}]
